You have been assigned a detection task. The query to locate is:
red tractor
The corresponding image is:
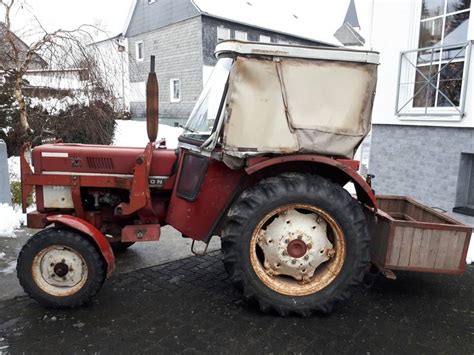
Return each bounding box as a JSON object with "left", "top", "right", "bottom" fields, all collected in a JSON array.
[{"left": 17, "top": 41, "right": 471, "bottom": 316}]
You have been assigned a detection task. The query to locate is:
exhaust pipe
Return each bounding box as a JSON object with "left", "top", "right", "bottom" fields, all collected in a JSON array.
[{"left": 146, "top": 55, "right": 159, "bottom": 143}]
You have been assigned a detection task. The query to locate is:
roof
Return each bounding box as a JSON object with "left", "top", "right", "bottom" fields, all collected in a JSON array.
[
  {"left": 0, "top": 22, "right": 48, "bottom": 69},
  {"left": 192, "top": 0, "right": 339, "bottom": 46},
  {"left": 215, "top": 40, "right": 379, "bottom": 64},
  {"left": 344, "top": 0, "right": 360, "bottom": 29},
  {"left": 122, "top": 0, "right": 354, "bottom": 46}
]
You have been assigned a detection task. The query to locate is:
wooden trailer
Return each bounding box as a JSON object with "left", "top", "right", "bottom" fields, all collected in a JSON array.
[{"left": 365, "top": 196, "right": 471, "bottom": 274}]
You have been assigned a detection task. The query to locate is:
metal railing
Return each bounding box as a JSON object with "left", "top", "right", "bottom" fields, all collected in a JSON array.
[{"left": 395, "top": 41, "right": 472, "bottom": 118}]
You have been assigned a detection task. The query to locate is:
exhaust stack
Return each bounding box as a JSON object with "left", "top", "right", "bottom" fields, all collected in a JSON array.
[{"left": 146, "top": 55, "right": 159, "bottom": 143}]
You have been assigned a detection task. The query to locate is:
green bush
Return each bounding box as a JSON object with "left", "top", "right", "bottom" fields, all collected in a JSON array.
[{"left": 10, "top": 181, "right": 34, "bottom": 207}]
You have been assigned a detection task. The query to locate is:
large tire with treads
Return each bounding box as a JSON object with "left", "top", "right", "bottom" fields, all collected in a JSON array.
[
  {"left": 17, "top": 228, "right": 106, "bottom": 308},
  {"left": 221, "top": 173, "right": 370, "bottom": 316}
]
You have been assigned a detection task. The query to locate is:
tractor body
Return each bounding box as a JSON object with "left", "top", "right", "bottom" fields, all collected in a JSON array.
[{"left": 18, "top": 41, "right": 389, "bottom": 314}]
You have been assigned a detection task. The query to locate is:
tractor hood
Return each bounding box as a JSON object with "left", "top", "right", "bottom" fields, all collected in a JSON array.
[{"left": 32, "top": 143, "right": 177, "bottom": 178}]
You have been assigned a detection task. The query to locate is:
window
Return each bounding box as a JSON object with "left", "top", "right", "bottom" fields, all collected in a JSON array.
[
  {"left": 170, "top": 79, "right": 181, "bottom": 102},
  {"left": 396, "top": 0, "right": 471, "bottom": 117},
  {"left": 217, "top": 27, "right": 230, "bottom": 42},
  {"left": 278, "top": 39, "right": 290, "bottom": 44},
  {"left": 234, "top": 30, "right": 248, "bottom": 41},
  {"left": 259, "top": 35, "right": 271, "bottom": 43},
  {"left": 135, "top": 41, "right": 144, "bottom": 62}
]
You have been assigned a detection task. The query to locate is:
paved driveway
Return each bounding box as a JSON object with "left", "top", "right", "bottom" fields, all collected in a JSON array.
[{"left": 0, "top": 252, "right": 472, "bottom": 354}]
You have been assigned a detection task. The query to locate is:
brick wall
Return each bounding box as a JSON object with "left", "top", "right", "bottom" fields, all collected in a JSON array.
[
  {"left": 128, "top": 16, "right": 203, "bottom": 126},
  {"left": 369, "top": 124, "right": 474, "bottom": 212}
]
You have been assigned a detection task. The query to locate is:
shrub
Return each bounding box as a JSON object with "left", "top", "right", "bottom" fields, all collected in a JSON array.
[
  {"left": 0, "top": 100, "right": 117, "bottom": 156},
  {"left": 10, "top": 181, "right": 34, "bottom": 207}
]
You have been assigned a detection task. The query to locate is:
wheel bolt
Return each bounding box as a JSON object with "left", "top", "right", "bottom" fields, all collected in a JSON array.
[
  {"left": 291, "top": 259, "right": 296, "bottom": 264},
  {"left": 304, "top": 255, "right": 309, "bottom": 260},
  {"left": 297, "top": 235, "right": 302, "bottom": 240},
  {"left": 50, "top": 263, "right": 54, "bottom": 267},
  {"left": 285, "top": 239, "right": 289, "bottom": 244}
]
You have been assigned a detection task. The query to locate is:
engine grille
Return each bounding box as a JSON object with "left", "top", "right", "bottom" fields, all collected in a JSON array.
[{"left": 86, "top": 157, "right": 114, "bottom": 170}]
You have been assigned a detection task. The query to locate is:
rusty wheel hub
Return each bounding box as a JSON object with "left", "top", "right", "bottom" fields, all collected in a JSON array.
[
  {"left": 250, "top": 204, "right": 346, "bottom": 296},
  {"left": 287, "top": 239, "right": 308, "bottom": 258}
]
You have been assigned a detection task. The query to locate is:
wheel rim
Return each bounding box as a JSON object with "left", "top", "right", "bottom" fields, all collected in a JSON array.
[
  {"left": 250, "top": 204, "right": 346, "bottom": 297},
  {"left": 32, "top": 245, "right": 88, "bottom": 297}
]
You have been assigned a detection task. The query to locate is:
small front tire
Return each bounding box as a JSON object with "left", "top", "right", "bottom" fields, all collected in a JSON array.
[{"left": 17, "top": 227, "right": 106, "bottom": 308}]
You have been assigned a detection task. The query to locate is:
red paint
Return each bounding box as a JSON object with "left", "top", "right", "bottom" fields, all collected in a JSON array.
[
  {"left": 166, "top": 151, "right": 244, "bottom": 241},
  {"left": 26, "top": 211, "right": 49, "bottom": 229},
  {"left": 246, "top": 155, "right": 377, "bottom": 209},
  {"left": 46, "top": 215, "right": 115, "bottom": 277},
  {"left": 116, "top": 142, "right": 155, "bottom": 216},
  {"left": 33, "top": 143, "right": 177, "bottom": 179},
  {"left": 122, "top": 224, "right": 161, "bottom": 242}
]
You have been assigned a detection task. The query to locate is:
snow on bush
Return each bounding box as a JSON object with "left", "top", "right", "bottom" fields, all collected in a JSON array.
[
  {"left": 28, "top": 94, "right": 89, "bottom": 116},
  {"left": 8, "top": 156, "right": 20, "bottom": 182}
]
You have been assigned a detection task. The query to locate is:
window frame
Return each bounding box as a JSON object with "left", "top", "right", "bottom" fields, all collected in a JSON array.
[
  {"left": 217, "top": 27, "right": 231, "bottom": 42},
  {"left": 135, "top": 41, "right": 144, "bottom": 62},
  {"left": 170, "top": 78, "right": 181, "bottom": 103},
  {"left": 395, "top": 0, "right": 472, "bottom": 120},
  {"left": 234, "top": 30, "right": 248, "bottom": 41}
]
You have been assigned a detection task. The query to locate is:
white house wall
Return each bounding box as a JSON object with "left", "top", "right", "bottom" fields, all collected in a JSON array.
[{"left": 370, "top": 0, "right": 474, "bottom": 128}]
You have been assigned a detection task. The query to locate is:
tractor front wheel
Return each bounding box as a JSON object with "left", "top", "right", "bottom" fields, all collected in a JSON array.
[
  {"left": 221, "top": 173, "right": 370, "bottom": 316},
  {"left": 17, "top": 227, "right": 106, "bottom": 308}
]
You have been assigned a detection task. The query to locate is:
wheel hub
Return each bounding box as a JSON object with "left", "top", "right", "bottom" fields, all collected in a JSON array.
[
  {"left": 287, "top": 239, "right": 307, "bottom": 258},
  {"left": 53, "top": 262, "right": 69, "bottom": 277},
  {"left": 257, "top": 208, "right": 335, "bottom": 282},
  {"left": 32, "top": 246, "right": 88, "bottom": 295}
]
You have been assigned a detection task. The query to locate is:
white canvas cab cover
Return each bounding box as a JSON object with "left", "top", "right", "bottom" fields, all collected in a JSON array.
[{"left": 216, "top": 41, "right": 379, "bottom": 159}]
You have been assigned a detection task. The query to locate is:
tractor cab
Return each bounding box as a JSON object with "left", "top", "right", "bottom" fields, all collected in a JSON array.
[{"left": 179, "top": 40, "right": 378, "bottom": 163}]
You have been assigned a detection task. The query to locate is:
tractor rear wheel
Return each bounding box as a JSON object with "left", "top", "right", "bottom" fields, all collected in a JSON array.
[
  {"left": 221, "top": 173, "right": 370, "bottom": 316},
  {"left": 17, "top": 227, "right": 106, "bottom": 308}
]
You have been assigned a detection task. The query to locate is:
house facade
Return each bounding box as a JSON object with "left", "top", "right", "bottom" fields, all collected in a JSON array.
[
  {"left": 367, "top": 0, "right": 474, "bottom": 223},
  {"left": 123, "top": 0, "right": 329, "bottom": 126}
]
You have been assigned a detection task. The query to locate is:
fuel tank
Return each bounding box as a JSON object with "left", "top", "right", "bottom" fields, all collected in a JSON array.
[{"left": 32, "top": 143, "right": 178, "bottom": 179}]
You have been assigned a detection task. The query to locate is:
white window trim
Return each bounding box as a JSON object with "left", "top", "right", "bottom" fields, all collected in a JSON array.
[
  {"left": 170, "top": 78, "right": 181, "bottom": 103},
  {"left": 395, "top": 0, "right": 471, "bottom": 121},
  {"left": 135, "top": 41, "right": 144, "bottom": 62},
  {"left": 234, "top": 30, "right": 248, "bottom": 41},
  {"left": 259, "top": 34, "right": 271, "bottom": 43},
  {"left": 217, "top": 27, "right": 231, "bottom": 41}
]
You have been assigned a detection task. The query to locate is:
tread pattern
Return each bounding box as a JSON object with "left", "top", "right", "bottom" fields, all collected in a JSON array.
[
  {"left": 221, "top": 173, "right": 370, "bottom": 316},
  {"left": 17, "top": 228, "right": 106, "bottom": 308}
]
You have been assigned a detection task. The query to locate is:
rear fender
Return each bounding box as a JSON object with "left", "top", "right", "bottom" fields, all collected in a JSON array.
[
  {"left": 245, "top": 155, "right": 377, "bottom": 209},
  {"left": 46, "top": 215, "right": 115, "bottom": 277}
]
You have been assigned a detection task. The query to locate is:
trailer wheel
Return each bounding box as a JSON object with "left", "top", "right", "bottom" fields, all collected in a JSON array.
[
  {"left": 221, "top": 173, "right": 370, "bottom": 316},
  {"left": 17, "top": 227, "right": 106, "bottom": 308}
]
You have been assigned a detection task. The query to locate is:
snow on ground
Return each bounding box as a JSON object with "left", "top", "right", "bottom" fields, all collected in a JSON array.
[
  {"left": 113, "top": 120, "right": 183, "bottom": 149},
  {"left": 0, "top": 204, "right": 27, "bottom": 238},
  {"left": 0, "top": 261, "right": 17, "bottom": 275},
  {"left": 467, "top": 241, "right": 474, "bottom": 264}
]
